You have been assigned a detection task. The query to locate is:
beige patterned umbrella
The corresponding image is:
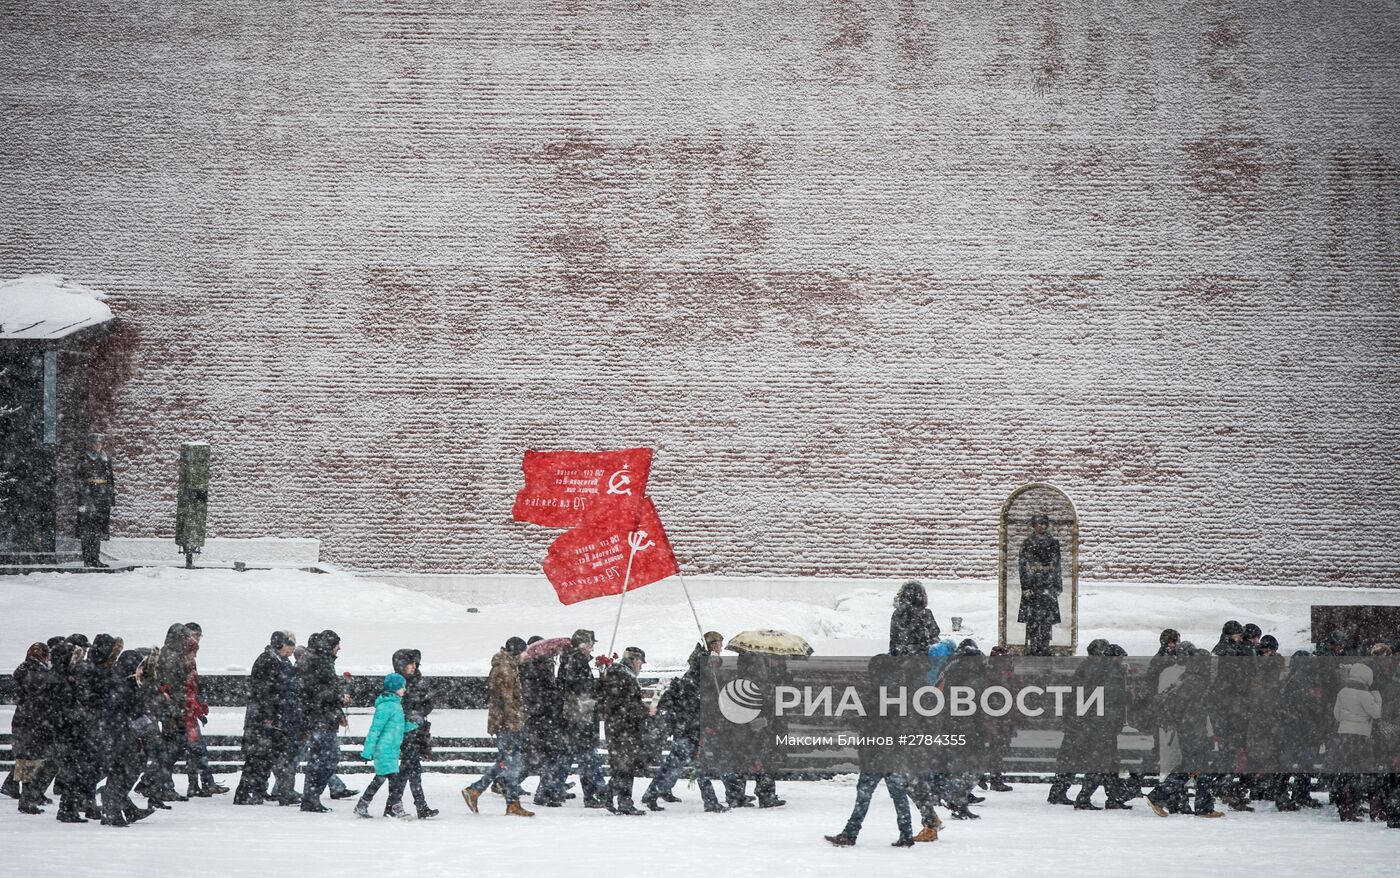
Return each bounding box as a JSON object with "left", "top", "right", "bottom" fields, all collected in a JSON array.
[{"left": 725, "top": 629, "right": 814, "bottom": 657}]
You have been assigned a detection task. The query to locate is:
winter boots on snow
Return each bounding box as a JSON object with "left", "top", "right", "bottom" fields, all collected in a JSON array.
[
  {"left": 608, "top": 796, "right": 646, "bottom": 816},
  {"left": 463, "top": 786, "right": 533, "bottom": 817},
  {"left": 824, "top": 832, "right": 913, "bottom": 848},
  {"left": 461, "top": 786, "right": 481, "bottom": 813},
  {"left": 912, "top": 824, "right": 939, "bottom": 842}
]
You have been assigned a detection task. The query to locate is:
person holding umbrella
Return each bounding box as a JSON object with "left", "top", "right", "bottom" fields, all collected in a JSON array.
[
  {"left": 538, "top": 629, "right": 608, "bottom": 808},
  {"left": 723, "top": 630, "right": 812, "bottom": 809},
  {"left": 519, "top": 635, "right": 568, "bottom": 807}
]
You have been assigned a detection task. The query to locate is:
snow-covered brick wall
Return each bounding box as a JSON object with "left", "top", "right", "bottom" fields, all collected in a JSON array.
[{"left": 2, "top": 2, "right": 1397, "bottom": 582}]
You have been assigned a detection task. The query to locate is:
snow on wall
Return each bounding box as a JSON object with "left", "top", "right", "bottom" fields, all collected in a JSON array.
[{"left": 1, "top": 2, "right": 1398, "bottom": 582}]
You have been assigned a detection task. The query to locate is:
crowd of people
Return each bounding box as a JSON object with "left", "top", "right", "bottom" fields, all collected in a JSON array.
[
  {"left": 823, "top": 582, "right": 1399, "bottom": 846},
  {"left": 5, "top": 580, "right": 1398, "bottom": 848},
  {"left": 5, "top": 623, "right": 227, "bottom": 825}
]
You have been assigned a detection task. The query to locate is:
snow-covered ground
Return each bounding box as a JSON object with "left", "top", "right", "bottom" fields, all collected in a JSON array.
[
  {"left": 1, "top": 566, "right": 1394, "bottom": 674},
  {"left": 0, "top": 772, "right": 1393, "bottom": 877}
]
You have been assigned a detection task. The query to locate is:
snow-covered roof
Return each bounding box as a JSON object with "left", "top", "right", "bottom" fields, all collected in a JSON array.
[{"left": 0, "top": 273, "right": 114, "bottom": 340}]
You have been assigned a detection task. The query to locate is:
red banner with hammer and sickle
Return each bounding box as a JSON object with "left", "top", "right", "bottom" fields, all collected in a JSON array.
[
  {"left": 542, "top": 496, "right": 679, "bottom": 605},
  {"left": 511, "top": 448, "right": 652, "bottom": 528}
]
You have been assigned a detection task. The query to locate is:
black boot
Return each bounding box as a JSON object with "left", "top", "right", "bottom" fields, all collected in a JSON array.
[
  {"left": 56, "top": 798, "right": 89, "bottom": 823},
  {"left": 1047, "top": 774, "right": 1074, "bottom": 805},
  {"left": 613, "top": 796, "right": 646, "bottom": 815},
  {"left": 100, "top": 806, "right": 130, "bottom": 827},
  {"left": 18, "top": 782, "right": 46, "bottom": 815}
]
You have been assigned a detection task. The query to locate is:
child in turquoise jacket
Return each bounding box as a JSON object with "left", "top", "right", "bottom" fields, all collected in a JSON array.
[{"left": 354, "top": 672, "right": 419, "bottom": 819}]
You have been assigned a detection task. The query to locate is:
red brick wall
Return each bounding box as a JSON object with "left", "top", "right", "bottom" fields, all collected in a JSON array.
[{"left": 3, "top": 2, "right": 1398, "bottom": 581}]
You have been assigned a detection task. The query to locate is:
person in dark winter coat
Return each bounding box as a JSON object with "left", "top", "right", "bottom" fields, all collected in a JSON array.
[
  {"left": 12, "top": 643, "right": 57, "bottom": 814},
  {"left": 889, "top": 580, "right": 939, "bottom": 657},
  {"left": 235, "top": 631, "right": 299, "bottom": 805},
  {"left": 50, "top": 640, "right": 100, "bottom": 822},
  {"left": 392, "top": 648, "right": 437, "bottom": 818},
  {"left": 1048, "top": 639, "right": 1130, "bottom": 810},
  {"left": 1245, "top": 635, "right": 1285, "bottom": 802},
  {"left": 297, "top": 630, "right": 348, "bottom": 812},
  {"left": 1141, "top": 629, "right": 1182, "bottom": 732},
  {"left": 144, "top": 623, "right": 194, "bottom": 804},
  {"left": 462, "top": 638, "right": 534, "bottom": 817},
  {"left": 935, "top": 640, "right": 990, "bottom": 819},
  {"left": 539, "top": 629, "right": 607, "bottom": 807},
  {"left": 1017, "top": 512, "right": 1063, "bottom": 656},
  {"left": 1276, "top": 651, "right": 1329, "bottom": 810},
  {"left": 1147, "top": 647, "right": 1225, "bottom": 818},
  {"left": 519, "top": 636, "right": 562, "bottom": 803},
  {"left": 1210, "top": 620, "right": 1254, "bottom": 809},
  {"left": 598, "top": 646, "right": 653, "bottom": 815},
  {"left": 97, "top": 650, "right": 157, "bottom": 827},
  {"left": 1373, "top": 655, "right": 1400, "bottom": 829},
  {"left": 982, "top": 645, "right": 1017, "bottom": 792},
  {"left": 825, "top": 655, "right": 917, "bottom": 848},
  {"left": 82, "top": 634, "right": 125, "bottom": 820},
  {"left": 641, "top": 642, "right": 724, "bottom": 812},
  {"left": 724, "top": 651, "right": 788, "bottom": 810}
]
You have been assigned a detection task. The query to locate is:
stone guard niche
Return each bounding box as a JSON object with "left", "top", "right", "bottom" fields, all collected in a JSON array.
[{"left": 998, "top": 483, "right": 1079, "bottom": 656}]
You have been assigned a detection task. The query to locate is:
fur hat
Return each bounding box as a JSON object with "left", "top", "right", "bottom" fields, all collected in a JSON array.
[
  {"left": 623, "top": 646, "right": 646, "bottom": 664},
  {"left": 704, "top": 631, "right": 724, "bottom": 646},
  {"left": 504, "top": 637, "right": 527, "bottom": 656},
  {"left": 571, "top": 628, "right": 596, "bottom": 647}
]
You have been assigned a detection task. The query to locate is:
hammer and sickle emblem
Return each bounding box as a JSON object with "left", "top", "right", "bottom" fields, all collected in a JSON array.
[
  {"left": 607, "top": 469, "right": 633, "bottom": 496},
  {"left": 628, "top": 530, "right": 655, "bottom": 552}
]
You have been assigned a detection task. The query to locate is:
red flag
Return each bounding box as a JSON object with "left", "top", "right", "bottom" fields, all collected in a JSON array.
[
  {"left": 511, "top": 448, "right": 652, "bottom": 527},
  {"left": 543, "top": 497, "right": 679, "bottom": 605}
]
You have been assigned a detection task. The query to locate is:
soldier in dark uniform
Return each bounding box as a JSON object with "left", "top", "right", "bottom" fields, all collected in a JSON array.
[
  {"left": 1017, "top": 512, "right": 1063, "bottom": 656},
  {"left": 75, "top": 433, "right": 115, "bottom": 568}
]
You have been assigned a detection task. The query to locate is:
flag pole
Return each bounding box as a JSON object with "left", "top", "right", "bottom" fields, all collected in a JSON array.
[
  {"left": 606, "top": 534, "right": 642, "bottom": 658},
  {"left": 674, "top": 571, "right": 709, "bottom": 647}
]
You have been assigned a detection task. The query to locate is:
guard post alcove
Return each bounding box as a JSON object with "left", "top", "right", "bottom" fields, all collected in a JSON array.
[{"left": 997, "top": 482, "right": 1079, "bottom": 656}]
